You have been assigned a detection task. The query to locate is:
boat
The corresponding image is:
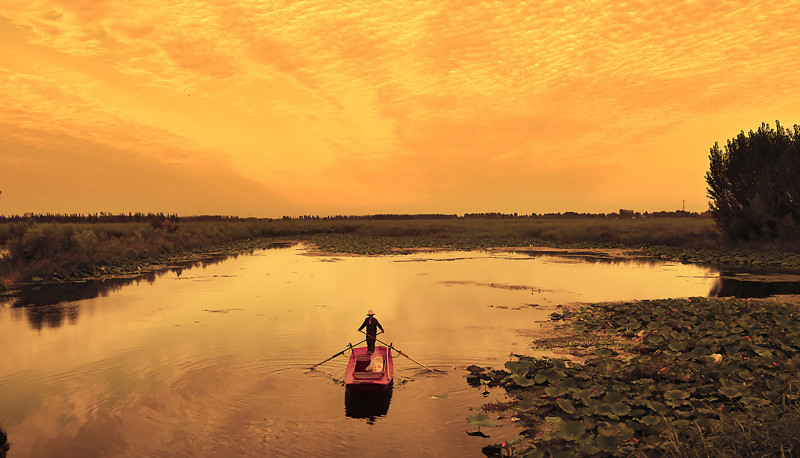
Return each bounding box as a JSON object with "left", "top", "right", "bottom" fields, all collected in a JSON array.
[{"left": 344, "top": 345, "right": 394, "bottom": 391}]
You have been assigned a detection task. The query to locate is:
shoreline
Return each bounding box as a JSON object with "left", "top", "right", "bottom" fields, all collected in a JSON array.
[
  {"left": 468, "top": 296, "right": 800, "bottom": 456},
  {"left": 5, "top": 236, "right": 800, "bottom": 292}
]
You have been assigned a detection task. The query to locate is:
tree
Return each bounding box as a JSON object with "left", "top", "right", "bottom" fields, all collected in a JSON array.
[{"left": 706, "top": 121, "right": 800, "bottom": 241}]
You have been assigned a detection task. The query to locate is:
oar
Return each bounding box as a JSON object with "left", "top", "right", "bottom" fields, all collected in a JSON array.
[
  {"left": 359, "top": 330, "right": 439, "bottom": 372},
  {"left": 309, "top": 338, "right": 367, "bottom": 370}
]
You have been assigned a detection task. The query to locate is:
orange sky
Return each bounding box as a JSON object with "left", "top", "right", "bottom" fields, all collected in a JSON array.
[{"left": 1, "top": 0, "right": 799, "bottom": 217}]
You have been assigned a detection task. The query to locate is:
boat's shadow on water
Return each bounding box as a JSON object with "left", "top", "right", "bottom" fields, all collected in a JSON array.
[{"left": 344, "top": 386, "right": 393, "bottom": 424}]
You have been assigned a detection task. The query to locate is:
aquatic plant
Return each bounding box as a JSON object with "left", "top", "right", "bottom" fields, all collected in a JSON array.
[{"left": 473, "top": 297, "right": 800, "bottom": 456}]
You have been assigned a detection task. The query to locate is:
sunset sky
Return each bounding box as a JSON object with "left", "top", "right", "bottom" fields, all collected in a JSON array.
[{"left": 1, "top": 0, "right": 799, "bottom": 217}]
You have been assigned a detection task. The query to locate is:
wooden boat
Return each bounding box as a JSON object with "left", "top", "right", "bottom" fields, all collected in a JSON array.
[{"left": 344, "top": 345, "right": 394, "bottom": 391}]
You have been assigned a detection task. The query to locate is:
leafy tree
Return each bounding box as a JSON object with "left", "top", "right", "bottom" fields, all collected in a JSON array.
[{"left": 706, "top": 121, "right": 800, "bottom": 241}]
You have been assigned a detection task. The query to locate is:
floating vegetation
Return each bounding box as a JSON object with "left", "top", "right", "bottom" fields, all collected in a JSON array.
[
  {"left": 439, "top": 280, "right": 548, "bottom": 293},
  {"left": 470, "top": 297, "right": 800, "bottom": 456},
  {"left": 632, "top": 245, "right": 800, "bottom": 270}
]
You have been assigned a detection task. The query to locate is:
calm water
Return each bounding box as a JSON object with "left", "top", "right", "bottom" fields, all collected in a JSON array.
[{"left": 0, "top": 244, "right": 736, "bottom": 456}]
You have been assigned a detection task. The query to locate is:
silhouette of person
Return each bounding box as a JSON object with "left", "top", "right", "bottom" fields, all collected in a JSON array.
[{"left": 358, "top": 310, "right": 384, "bottom": 353}]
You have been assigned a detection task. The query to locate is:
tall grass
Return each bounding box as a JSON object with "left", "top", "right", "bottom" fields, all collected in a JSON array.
[
  {"left": 665, "top": 403, "right": 800, "bottom": 457},
  {"left": 0, "top": 216, "right": 777, "bottom": 286}
]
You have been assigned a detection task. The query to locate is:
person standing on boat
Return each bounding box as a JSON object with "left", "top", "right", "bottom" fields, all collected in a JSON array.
[{"left": 358, "top": 310, "right": 384, "bottom": 353}]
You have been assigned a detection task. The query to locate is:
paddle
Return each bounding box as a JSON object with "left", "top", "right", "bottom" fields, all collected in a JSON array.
[
  {"left": 309, "top": 338, "right": 367, "bottom": 370},
  {"left": 359, "top": 330, "right": 439, "bottom": 373}
]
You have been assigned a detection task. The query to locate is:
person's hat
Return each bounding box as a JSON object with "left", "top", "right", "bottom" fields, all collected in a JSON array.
[{"left": 367, "top": 309, "right": 374, "bottom": 315}]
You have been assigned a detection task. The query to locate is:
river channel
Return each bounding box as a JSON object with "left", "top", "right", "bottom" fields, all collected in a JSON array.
[{"left": 0, "top": 244, "right": 792, "bottom": 457}]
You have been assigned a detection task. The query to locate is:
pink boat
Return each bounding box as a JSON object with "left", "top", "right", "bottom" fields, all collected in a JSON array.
[{"left": 344, "top": 345, "right": 394, "bottom": 391}]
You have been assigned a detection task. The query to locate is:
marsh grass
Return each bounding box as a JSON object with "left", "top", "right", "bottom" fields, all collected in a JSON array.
[
  {"left": 664, "top": 403, "right": 800, "bottom": 457},
  {"left": 1, "top": 217, "right": 799, "bottom": 284}
]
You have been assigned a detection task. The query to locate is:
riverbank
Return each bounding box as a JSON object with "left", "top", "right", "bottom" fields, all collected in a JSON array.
[
  {"left": 467, "top": 297, "right": 800, "bottom": 456},
  {"left": 2, "top": 217, "right": 800, "bottom": 288}
]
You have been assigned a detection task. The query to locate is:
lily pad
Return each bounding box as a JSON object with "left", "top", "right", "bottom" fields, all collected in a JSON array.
[
  {"left": 467, "top": 412, "right": 501, "bottom": 427},
  {"left": 639, "top": 415, "right": 661, "bottom": 426},
  {"left": 512, "top": 374, "right": 537, "bottom": 387},
  {"left": 557, "top": 398, "right": 577, "bottom": 414},
  {"left": 505, "top": 360, "right": 534, "bottom": 376},
  {"left": 609, "top": 402, "right": 631, "bottom": 416},
  {"left": 545, "top": 385, "right": 570, "bottom": 397},
  {"left": 515, "top": 398, "right": 544, "bottom": 411},
  {"left": 557, "top": 421, "right": 586, "bottom": 441}
]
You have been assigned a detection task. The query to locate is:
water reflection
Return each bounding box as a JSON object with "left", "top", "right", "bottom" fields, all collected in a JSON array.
[
  {"left": 509, "top": 249, "right": 669, "bottom": 267},
  {"left": 710, "top": 275, "right": 800, "bottom": 298},
  {"left": 2, "top": 254, "right": 238, "bottom": 330},
  {"left": 344, "top": 387, "right": 393, "bottom": 423}
]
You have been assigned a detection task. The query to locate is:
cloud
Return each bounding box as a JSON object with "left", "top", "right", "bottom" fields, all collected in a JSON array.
[{"left": 1, "top": 0, "right": 799, "bottom": 214}]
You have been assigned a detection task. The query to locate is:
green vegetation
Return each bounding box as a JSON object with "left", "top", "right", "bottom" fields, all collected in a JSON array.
[
  {"left": 0, "top": 425, "right": 8, "bottom": 458},
  {"left": 468, "top": 297, "right": 800, "bottom": 456},
  {"left": 3, "top": 216, "right": 800, "bottom": 287},
  {"left": 706, "top": 121, "right": 800, "bottom": 242},
  {"left": 0, "top": 220, "right": 288, "bottom": 285}
]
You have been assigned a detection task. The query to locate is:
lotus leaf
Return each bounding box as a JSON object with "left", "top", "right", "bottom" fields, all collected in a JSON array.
[
  {"left": 639, "top": 415, "right": 661, "bottom": 426},
  {"left": 629, "top": 408, "right": 646, "bottom": 418},
  {"left": 512, "top": 375, "right": 537, "bottom": 387},
  {"left": 596, "top": 435, "right": 622, "bottom": 452},
  {"left": 603, "top": 391, "right": 623, "bottom": 403},
  {"left": 515, "top": 398, "right": 543, "bottom": 411},
  {"left": 607, "top": 402, "right": 631, "bottom": 416},
  {"left": 467, "top": 412, "right": 501, "bottom": 427},
  {"left": 668, "top": 340, "right": 687, "bottom": 352},
  {"left": 718, "top": 386, "right": 742, "bottom": 399},
  {"left": 534, "top": 373, "right": 548, "bottom": 384},
  {"left": 557, "top": 398, "right": 577, "bottom": 414},
  {"left": 544, "top": 416, "right": 562, "bottom": 425},
  {"left": 506, "top": 360, "right": 534, "bottom": 376},
  {"left": 545, "top": 385, "right": 570, "bottom": 397},
  {"left": 545, "top": 369, "right": 567, "bottom": 384},
  {"left": 574, "top": 388, "right": 599, "bottom": 402},
  {"left": 688, "top": 346, "right": 707, "bottom": 358},
  {"left": 597, "top": 423, "right": 620, "bottom": 437},
  {"left": 755, "top": 347, "right": 774, "bottom": 358},
  {"left": 663, "top": 390, "right": 689, "bottom": 401},
  {"left": 646, "top": 401, "right": 672, "bottom": 415},
  {"left": 556, "top": 421, "right": 586, "bottom": 441}
]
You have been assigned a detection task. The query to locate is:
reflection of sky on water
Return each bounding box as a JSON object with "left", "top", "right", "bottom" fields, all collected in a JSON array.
[{"left": 0, "top": 244, "right": 794, "bottom": 457}]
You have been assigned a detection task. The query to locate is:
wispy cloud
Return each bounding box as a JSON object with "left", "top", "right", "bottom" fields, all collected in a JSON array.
[{"left": 1, "top": 0, "right": 799, "bottom": 214}]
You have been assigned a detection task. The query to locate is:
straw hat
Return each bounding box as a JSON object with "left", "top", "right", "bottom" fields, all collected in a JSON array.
[{"left": 367, "top": 309, "right": 374, "bottom": 315}]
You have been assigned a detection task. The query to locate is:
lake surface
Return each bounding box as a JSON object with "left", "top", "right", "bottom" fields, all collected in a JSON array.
[{"left": 0, "top": 244, "right": 767, "bottom": 456}]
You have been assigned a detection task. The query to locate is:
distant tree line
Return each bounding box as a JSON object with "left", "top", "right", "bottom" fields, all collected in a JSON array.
[
  {"left": 0, "top": 210, "right": 706, "bottom": 224},
  {"left": 0, "top": 213, "right": 263, "bottom": 223},
  {"left": 289, "top": 213, "right": 459, "bottom": 221}
]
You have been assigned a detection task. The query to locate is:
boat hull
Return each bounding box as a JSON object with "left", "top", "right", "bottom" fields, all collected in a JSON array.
[{"left": 344, "top": 345, "right": 394, "bottom": 391}]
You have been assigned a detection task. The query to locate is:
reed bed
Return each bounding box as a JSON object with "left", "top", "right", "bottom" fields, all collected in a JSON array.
[{"left": 2, "top": 216, "right": 798, "bottom": 287}]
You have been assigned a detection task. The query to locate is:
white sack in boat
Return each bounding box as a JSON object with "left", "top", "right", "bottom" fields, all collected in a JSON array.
[{"left": 366, "top": 353, "right": 384, "bottom": 372}]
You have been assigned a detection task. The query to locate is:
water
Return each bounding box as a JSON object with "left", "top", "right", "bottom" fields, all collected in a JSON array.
[{"left": 0, "top": 244, "right": 777, "bottom": 457}]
